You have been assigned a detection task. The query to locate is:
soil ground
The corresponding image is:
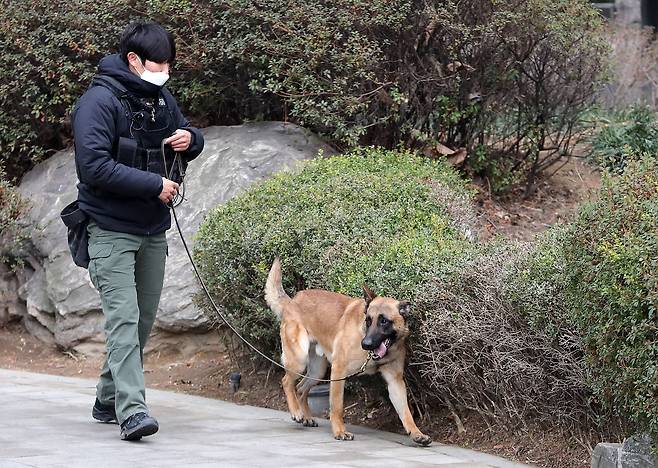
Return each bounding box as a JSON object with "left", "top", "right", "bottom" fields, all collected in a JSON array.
[
  {"left": 0, "top": 157, "right": 603, "bottom": 468},
  {"left": 474, "top": 156, "right": 601, "bottom": 242}
]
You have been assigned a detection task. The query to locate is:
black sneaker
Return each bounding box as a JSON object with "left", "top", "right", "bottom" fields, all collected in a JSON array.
[
  {"left": 120, "top": 412, "right": 159, "bottom": 441},
  {"left": 92, "top": 398, "right": 117, "bottom": 424}
]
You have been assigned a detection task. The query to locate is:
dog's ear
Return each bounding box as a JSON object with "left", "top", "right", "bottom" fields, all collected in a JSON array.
[
  {"left": 362, "top": 284, "right": 377, "bottom": 310},
  {"left": 398, "top": 300, "right": 411, "bottom": 318}
]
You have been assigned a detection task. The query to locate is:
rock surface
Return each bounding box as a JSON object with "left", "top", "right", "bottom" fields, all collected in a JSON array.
[{"left": 591, "top": 435, "right": 657, "bottom": 468}]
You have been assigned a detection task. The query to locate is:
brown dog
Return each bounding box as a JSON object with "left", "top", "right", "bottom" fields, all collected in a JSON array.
[{"left": 264, "top": 258, "right": 432, "bottom": 445}]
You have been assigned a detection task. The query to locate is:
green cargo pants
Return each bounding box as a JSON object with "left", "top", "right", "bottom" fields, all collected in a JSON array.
[{"left": 87, "top": 220, "right": 168, "bottom": 424}]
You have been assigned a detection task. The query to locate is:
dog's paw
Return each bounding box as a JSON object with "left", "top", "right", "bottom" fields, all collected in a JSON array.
[
  {"left": 291, "top": 413, "right": 305, "bottom": 424},
  {"left": 412, "top": 433, "right": 432, "bottom": 446},
  {"left": 302, "top": 418, "right": 318, "bottom": 427},
  {"left": 334, "top": 431, "right": 354, "bottom": 441}
]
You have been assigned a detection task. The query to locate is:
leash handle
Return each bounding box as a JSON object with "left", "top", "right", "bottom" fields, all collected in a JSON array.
[
  {"left": 161, "top": 139, "right": 371, "bottom": 382},
  {"left": 161, "top": 137, "right": 185, "bottom": 207}
]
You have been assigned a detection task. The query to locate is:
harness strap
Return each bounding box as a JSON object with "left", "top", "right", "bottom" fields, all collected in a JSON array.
[{"left": 92, "top": 74, "right": 133, "bottom": 97}]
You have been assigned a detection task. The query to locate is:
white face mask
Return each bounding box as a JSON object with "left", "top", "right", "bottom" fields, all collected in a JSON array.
[{"left": 136, "top": 58, "right": 169, "bottom": 86}]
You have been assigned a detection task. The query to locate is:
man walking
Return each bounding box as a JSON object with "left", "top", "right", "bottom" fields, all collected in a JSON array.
[{"left": 71, "top": 21, "right": 204, "bottom": 440}]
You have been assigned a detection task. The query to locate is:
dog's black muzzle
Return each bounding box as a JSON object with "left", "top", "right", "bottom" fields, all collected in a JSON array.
[
  {"left": 361, "top": 334, "right": 382, "bottom": 351},
  {"left": 361, "top": 332, "right": 396, "bottom": 360}
]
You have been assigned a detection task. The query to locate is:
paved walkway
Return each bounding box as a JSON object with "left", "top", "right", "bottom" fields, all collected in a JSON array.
[{"left": 0, "top": 369, "right": 531, "bottom": 468}]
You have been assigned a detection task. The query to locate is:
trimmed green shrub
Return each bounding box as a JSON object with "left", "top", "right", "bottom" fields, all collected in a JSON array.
[
  {"left": 590, "top": 106, "right": 658, "bottom": 172},
  {"left": 193, "top": 147, "right": 475, "bottom": 355},
  {"left": 564, "top": 156, "right": 658, "bottom": 442}
]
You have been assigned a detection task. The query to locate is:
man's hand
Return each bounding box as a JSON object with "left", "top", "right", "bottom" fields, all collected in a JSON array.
[
  {"left": 165, "top": 129, "right": 192, "bottom": 152},
  {"left": 159, "top": 177, "right": 179, "bottom": 204}
]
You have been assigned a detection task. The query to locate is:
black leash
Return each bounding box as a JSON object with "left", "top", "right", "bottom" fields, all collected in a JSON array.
[{"left": 161, "top": 139, "right": 372, "bottom": 382}]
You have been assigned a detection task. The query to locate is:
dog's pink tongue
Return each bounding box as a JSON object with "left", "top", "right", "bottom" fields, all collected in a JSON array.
[{"left": 374, "top": 341, "right": 387, "bottom": 359}]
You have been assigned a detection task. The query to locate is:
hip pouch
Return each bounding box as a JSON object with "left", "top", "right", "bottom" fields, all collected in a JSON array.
[{"left": 60, "top": 200, "right": 90, "bottom": 269}]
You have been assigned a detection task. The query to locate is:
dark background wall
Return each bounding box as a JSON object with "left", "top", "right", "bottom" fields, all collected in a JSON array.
[{"left": 642, "top": 0, "right": 658, "bottom": 28}]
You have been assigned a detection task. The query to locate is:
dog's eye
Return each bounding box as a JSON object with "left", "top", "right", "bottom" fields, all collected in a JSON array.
[
  {"left": 365, "top": 317, "right": 372, "bottom": 327},
  {"left": 379, "top": 316, "right": 389, "bottom": 326}
]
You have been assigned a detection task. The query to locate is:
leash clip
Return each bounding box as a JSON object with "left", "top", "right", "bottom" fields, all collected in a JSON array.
[{"left": 360, "top": 353, "right": 374, "bottom": 373}]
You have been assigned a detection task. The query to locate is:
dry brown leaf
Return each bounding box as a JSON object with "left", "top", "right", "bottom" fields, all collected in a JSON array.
[
  {"left": 447, "top": 147, "right": 467, "bottom": 166},
  {"left": 435, "top": 142, "right": 456, "bottom": 155}
]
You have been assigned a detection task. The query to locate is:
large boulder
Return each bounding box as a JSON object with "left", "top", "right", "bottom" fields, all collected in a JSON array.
[
  {"left": 8, "top": 122, "right": 332, "bottom": 354},
  {"left": 591, "top": 435, "right": 657, "bottom": 468}
]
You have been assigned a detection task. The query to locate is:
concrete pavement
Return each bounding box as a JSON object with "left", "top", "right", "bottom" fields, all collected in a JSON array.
[{"left": 0, "top": 369, "right": 532, "bottom": 468}]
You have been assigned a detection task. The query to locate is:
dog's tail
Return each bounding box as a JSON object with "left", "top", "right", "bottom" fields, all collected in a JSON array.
[{"left": 265, "top": 257, "right": 291, "bottom": 319}]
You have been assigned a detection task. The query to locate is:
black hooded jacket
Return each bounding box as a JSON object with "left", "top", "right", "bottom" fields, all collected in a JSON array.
[{"left": 72, "top": 54, "right": 204, "bottom": 235}]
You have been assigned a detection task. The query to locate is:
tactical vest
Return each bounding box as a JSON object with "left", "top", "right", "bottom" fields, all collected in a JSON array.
[{"left": 90, "top": 75, "right": 186, "bottom": 185}]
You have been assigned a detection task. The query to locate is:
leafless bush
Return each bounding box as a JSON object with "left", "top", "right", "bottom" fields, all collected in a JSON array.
[
  {"left": 412, "top": 241, "right": 595, "bottom": 430},
  {"left": 409, "top": 0, "right": 609, "bottom": 195},
  {"left": 601, "top": 23, "right": 658, "bottom": 108}
]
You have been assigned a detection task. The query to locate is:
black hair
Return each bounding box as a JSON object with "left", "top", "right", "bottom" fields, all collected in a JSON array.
[{"left": 119, "top": 21, "right": 176, "bottom": 64}]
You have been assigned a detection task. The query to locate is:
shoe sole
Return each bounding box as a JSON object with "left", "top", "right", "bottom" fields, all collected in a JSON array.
[
  {"left": 93, "top": 416, "right": 118, "bottom": 424},
  {"left": 121, "top": 422, "right": 159, "bottom": 441}
]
